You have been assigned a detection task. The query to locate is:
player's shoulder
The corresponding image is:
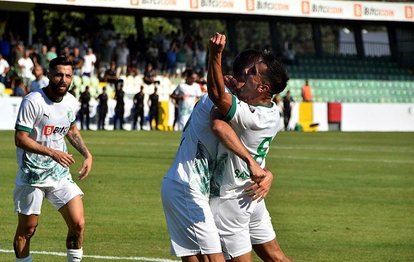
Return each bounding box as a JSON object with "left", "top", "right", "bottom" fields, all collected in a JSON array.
[{"left": 23, "top": 89, "right": 44, "bottom": 102}]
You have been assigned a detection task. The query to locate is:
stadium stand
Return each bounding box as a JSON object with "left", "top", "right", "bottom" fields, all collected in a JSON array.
[{"left": 284, "top": 55, "right": 414, "bottom": 103}]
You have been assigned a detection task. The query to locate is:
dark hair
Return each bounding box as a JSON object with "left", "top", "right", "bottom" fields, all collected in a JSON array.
[
  {"left": 261, "top": 51, "right": 289, "bottom": 95},
  {"left": 232, "top": 49, "right": 262, "bottom": 78},
  {"left": 183, "top": 68, "right": 195, "bottom": 78},
  {"left": 49, "top": 56, "right": 73, "bottom": 71}
]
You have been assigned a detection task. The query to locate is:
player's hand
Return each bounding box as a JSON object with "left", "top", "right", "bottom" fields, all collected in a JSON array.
[
  {"left": 78, "top": 157, "right": 92, "bottom": 180},
  {"left": 51, "top": 150, "right": 75, "bottom": 168},
  {"left": 209, "top": 33, "right": 226, "bottom": 55},
  {"left": 245, "top": 168, "right": 274, "bottom": 202}
]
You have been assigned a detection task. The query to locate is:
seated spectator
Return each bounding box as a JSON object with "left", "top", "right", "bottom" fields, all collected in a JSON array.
[
  {"left": 103, "top": 61, "right": 117, "bottom": 84},
  {"left": 143, "top": 62, "right": 160, "bottom": 85}
]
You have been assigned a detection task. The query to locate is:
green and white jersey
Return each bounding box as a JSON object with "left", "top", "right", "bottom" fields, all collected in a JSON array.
[
  {"left": 211, "top": 95, "right": 280, "bottom": 199},
  {"left": 15, "top": 89, "right": 78, "bottom": 187},
  {"left": 165, "top": 94, "right": 219, "bottom": 197}
]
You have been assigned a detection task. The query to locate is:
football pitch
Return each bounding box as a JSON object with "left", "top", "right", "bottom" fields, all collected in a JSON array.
[{"left": 1, "top": 130, "right": 413, "bottom": 261}]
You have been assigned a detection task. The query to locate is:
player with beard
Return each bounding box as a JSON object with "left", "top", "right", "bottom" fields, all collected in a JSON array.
[{"left": 13, "top": 56, "right": 93, "bottom": 262}]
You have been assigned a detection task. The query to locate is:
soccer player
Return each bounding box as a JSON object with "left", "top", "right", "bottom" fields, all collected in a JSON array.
[
  {"left": 161, "top": 49, "right": 272, "bottom": 262},
  {"left": 13, "top": 56, "right": 93, "bottom": 262},
  {"left": 208, "top": 33, "right": 293, "bottom": 262}
]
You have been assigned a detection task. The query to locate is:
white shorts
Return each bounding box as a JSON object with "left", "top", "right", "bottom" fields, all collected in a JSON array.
[
  {"left": 161, "top": 177, "right": 222, "bottom": 257},
  {"left": 14, "top": 176, "right": 84, "bottom": 215},
  {"left": 210, "top": 195, "right": 276, "bottom": 260}
]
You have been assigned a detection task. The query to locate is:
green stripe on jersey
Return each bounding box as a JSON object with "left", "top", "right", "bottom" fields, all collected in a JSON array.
[
  {"left": 15, "top": 124, "right": 32, "bottom": 133},
  {"left": 224, "top": 95, "right": 237, "bottom": 121}
]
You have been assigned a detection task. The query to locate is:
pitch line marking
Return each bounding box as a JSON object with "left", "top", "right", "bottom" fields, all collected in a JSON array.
[{"left": 0, "top": 249, "right": 179, "bottom": 261}]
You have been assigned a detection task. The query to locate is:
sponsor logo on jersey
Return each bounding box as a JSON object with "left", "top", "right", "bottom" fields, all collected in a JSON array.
[{"left": 43, "top": 125, "right": 70, "bottom": 136}]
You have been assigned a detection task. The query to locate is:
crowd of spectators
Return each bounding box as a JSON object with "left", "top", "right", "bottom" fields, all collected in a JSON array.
[{"left": 0, "top": 17, "right": 225, "bottom": 98}]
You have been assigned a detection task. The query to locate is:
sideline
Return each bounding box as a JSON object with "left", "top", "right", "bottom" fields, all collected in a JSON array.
[{"left": 0, "top": 249, "right": 179, "bottom": 261}]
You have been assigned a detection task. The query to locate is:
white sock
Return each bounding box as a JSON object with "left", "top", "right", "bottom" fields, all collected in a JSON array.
[
  {"left": 16, "top": 255, "right": 32, "bottom": 262},
  {"left": 67, "top": 248, "right": 83, "bottom": 262}
]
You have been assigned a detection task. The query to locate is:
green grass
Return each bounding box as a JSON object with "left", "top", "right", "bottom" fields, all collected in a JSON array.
[{"left": 1, "top": 131, "right": 413, "bottom": 261}]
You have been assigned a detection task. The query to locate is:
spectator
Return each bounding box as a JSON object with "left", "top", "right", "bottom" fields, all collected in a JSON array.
[
  {"left": 143, "top": 62, "right": 160, "bottom": 85},
  {"left": 103, "top": 61, "right": 118, "bottom": 84},
  {"left": 115, "top": 41, "right": 129, "bottom": 77},
  {"left": 81, "top": 48, "right": 96, "bottom": 77},
  {"left": 0, "top": 52, "right": 10, "bottom": 85},
  {"left": 283, "top": 42, "right": 298, "bottom": 65},
  {"left": 18, "top": 49, "right": 34, "bottom": 87},
  {"left": 301, "top": 79, "right": 313, "bottom": 102},
  {"left": 165, "top": 41, "right": 178, "bottom": 78},
  {"left": 12, "top": 77, "right": 26, "bottom": 97},
  {"left": 70, "top": 47, "right": 83, "bottom": 76},
  {"left": 46, "top": 45, "right": 57, "bottom": 62},
  {"left": 29, "top": 65, "right": 49, "bottom": 93},
  {"left": 171, "top": 69, "right": 202, "bottom": 131}
]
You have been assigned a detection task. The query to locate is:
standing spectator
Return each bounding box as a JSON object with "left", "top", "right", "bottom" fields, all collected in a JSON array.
[
  {"left": 96, "top": 87, "right": 108, "bottom": 130},
  {"left": 132, "top": 85, "right": 145, "bottom": 130},
  {"left": 0, "top": 52, "right": 9, "bottom": 85},
  {"left": 99, "top": 37, "right": 116, "bottom": 78},
  {"left": 78, "top": 86, "right": 91, "bottom": 130},
  {"left": 12, "top": 56, "right": 92, "bottom": 262},
  {"left": 194, "top": 42, "right": 207, "bottom": 73},
  {"left": 115, "top": 41, "right": 129, "bottom": 78},
  {"left": 81, "top": 48, "right": 96, "bottom": 77},
  {"left": 283, "top": 42, "right": 298, "bottom": 65},
  {"left": 46, "top": 45, "right": 58, "bottom": 62},
  {"left": 175, "top": 44, "right": 187, "bottom": 76},
  {"left": 37, "top": 45, "right": 49, "bottom": 70},
  {"left": 165, "top": 41, "right": 178, "bottom": 77},
  {"left": 282, "top": 90, "right": 294, "bottom": 131},
  {"left": 148, "top": 87, "right": 159, "bottom": 130},
  {"left": 171, "top": 69, "right": 202, "bottom": 131},
  {"left": 70, "top": 47, "right": 83, "bottom": 76},
  {"left": 29, "top": 65, "right": 49, "bottom": 93},
  {"left": 113, "top": 80, "right": 125, "bottom": 130},
  {"left": 301, "top": 79, "right": 313, "bottom": 102},
  {"left": 18, "top": 49, "right": 34, "bottom": 87}
]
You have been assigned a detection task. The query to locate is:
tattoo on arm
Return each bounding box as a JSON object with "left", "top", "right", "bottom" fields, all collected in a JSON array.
[{"left": 67, "top": 131, "right": 89, "bottom": 158}]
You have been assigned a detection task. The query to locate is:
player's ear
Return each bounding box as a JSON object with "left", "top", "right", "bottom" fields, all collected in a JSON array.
[{"left": 258, "top": 83, "right": 270, "bottom": 94}]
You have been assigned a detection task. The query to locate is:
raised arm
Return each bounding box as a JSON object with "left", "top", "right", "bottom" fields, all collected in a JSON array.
[
  {"left": 66, "top": 124, "right": 93, "bottom": 180},
  {"left": 207, "top": 33, "right": 233, "bottom": 116}
]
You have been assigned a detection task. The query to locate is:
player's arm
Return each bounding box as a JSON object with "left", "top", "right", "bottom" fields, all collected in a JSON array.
[
  {"left": 66, "top": 124, "right": 93, "bottom": 180},
  {"left": 15, "top": 129, "right": 75, "bottom": 168},
  {"left": 211, "top": 108, "right": 274, "bottom": 200},
  {"left": 207, "top": 33, "right": 233, "bottom": 116}
]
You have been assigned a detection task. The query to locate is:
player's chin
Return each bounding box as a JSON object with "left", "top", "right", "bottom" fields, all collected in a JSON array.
[{"left": 57, "top": 87, "right": 69, "bottom": 96}]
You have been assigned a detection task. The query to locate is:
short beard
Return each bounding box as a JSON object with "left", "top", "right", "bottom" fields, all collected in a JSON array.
[{"left": 49, "top": 82, "right": 69, "bottom": 97}]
